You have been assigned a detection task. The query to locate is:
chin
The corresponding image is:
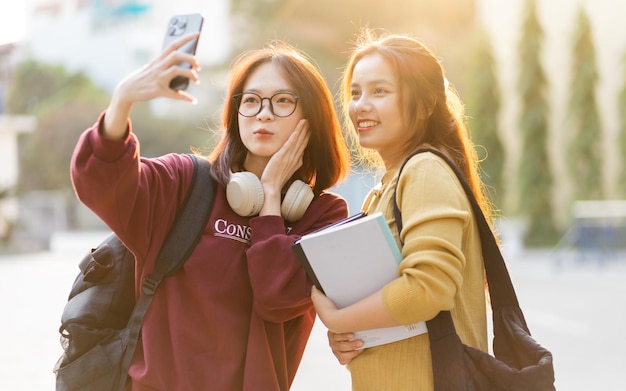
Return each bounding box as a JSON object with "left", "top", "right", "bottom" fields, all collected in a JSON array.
[{"left": 358, "top": 136, "right": 377, "bottom": 150}]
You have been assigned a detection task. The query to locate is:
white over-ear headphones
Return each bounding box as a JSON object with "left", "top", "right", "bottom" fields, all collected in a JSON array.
[{"left": 226, "top": 171, "right": 314, "bottom": 221}]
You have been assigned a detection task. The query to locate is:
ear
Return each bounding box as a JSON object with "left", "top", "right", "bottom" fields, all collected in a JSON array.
[{"left": 424, "top": 94, "right": 437, "bottom": 119}]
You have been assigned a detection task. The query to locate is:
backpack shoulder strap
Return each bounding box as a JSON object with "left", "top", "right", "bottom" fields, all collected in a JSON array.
[
  {"left": 145, "top": 154, "right": 215, "bottom": 289},
  {"left": 117, "top": 154, "right": 215, "bottom": 390}
]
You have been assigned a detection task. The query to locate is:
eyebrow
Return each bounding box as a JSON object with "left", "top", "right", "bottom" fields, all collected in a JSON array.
[
  {"left": 242, "top": 88, "right": 296, "bottom": 95},
  {"left": 350, "top": 79, "right": 394, "bottom": 88}
]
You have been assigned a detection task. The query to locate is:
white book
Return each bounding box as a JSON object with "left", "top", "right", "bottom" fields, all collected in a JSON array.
[{"left": 293, "top": 212, "right": 427, "bottom": 348}]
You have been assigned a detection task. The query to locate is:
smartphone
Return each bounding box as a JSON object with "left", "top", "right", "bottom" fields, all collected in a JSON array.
[{"left": 162, "top": 13, "right": 204, "bottom": 91}]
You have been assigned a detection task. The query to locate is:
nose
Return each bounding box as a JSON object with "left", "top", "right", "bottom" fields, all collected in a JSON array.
[
  {"left": 256, "top": 97, "right": 274, "bottom": 119},
  {"left": 353, "top": 95, "right": 371, "bottom": 113}
]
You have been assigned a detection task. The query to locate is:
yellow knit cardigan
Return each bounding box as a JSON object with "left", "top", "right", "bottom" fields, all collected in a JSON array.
[{"left": 347, "top": 152, "right": 488, "bottom": 391}]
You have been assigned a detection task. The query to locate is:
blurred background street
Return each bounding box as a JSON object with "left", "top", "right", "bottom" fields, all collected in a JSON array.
[
  {"left": 1, "top": 230, "right": 624, "bottom": 390},
  {"left": 2, "top": 0, "right": 626, "bottom": 389}
]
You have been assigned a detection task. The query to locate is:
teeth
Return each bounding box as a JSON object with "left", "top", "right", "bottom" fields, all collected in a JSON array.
[{"left": 359, "top": 121, "right": 377, "bottom": 127}]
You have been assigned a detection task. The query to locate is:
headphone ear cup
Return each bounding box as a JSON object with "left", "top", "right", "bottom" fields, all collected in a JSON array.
[
  {"left": 281, "top": 180, "right": 314, "bottom": 222},
  {"left": 226, "top": 172, "right": 264, "bottom": 217}
]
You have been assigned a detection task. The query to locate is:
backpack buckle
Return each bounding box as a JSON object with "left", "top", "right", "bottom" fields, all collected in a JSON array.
[{"left": 142, "top": 276, "right": 160, "bottom": 295}]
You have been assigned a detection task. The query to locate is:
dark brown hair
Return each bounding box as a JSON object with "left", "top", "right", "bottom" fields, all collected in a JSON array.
[{"left": 209, "top": 41, "right": 350, "bottom": 194}]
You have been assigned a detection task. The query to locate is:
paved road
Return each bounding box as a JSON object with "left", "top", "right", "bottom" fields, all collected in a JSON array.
[{"left": 1, "top": 231, "right": 624, "bottom": 390}]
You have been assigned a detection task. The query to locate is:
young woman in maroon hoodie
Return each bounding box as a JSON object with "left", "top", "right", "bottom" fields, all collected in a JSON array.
[{"left": 70, "top": 32, "right": 350, "bottom": 390}]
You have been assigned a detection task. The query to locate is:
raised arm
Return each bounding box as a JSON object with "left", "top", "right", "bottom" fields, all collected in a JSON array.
[{"left": 102, "top": 32, "right": 201, "bottom": 140}]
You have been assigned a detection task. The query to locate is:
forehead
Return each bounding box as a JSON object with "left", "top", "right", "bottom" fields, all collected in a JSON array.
[
  {"left": 243, "top": 61, "right": 293, "bottom": 93},
  {"left": 351, "top": 53, "right": 395, "bottom": 85}
]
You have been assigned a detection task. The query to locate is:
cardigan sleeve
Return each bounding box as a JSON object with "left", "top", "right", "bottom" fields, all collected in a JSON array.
[{"left": 382, "top": 154, "right": 471, "bottom": 324}]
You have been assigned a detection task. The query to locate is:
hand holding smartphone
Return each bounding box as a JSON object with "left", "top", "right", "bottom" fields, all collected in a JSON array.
[{"left": 162, "top": 14, "right": 204, "bottom": 91}]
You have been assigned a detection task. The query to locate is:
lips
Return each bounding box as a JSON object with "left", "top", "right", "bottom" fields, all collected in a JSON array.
[{"left": 253, "top": 128, "right": 273, "bottom": 135}]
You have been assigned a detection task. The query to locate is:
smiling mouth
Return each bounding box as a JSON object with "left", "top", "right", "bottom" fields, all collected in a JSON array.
[{"left": 358, "top": 120, "right": 378, "bottom": 128}]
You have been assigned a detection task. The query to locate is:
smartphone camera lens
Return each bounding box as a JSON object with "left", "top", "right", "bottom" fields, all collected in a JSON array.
[{"left": 168, "top": 16, "right": 187, "bottom": 36}]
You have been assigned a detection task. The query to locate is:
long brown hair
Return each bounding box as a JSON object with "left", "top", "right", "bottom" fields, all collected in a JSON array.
[
  {"left": 209, "top": 41, "right": 350, "bottom": 194},
  {"left": 341, "top": 29, "right": 493, "bottom": 223}
]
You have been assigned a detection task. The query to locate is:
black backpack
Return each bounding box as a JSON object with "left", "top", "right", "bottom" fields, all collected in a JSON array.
[{"left": 54, "top": 155, "right": 215, "bottom": 391}]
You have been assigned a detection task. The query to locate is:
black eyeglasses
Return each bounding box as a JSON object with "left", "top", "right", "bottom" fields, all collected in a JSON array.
[{"left": 232, "top": 92, "right": 300, "bottom": 118}]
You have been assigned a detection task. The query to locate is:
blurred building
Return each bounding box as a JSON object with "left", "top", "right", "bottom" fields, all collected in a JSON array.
[{"left": 15, "top": 0, "right": 229, "bottom": 89}]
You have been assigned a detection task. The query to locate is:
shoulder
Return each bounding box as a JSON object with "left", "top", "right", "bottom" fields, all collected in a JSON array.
[
  {"left": 141, "top": 153, "right": 196, "bottom": 176},
  {"left": 317, "top": 190, "right": 346, "bottom": 203},
  {"left": 293, "top": 191, "right": 348, "bottom": 232},
  {"left": 399, "top": 152, "right": 459, "bottom": 189},
  {"left": 138, "top": 154, "right": 199, "bottom": 201},
  {"left": 314, "top": 191, "right": 348, "bottom": 212},
  {"left": 396, "top": 152, "right": 469, "bottom": 211}
]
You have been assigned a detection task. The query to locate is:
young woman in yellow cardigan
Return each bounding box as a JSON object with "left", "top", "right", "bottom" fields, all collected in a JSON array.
[{"left": 311, "top": 29, "right": 495, "bottom": 390}]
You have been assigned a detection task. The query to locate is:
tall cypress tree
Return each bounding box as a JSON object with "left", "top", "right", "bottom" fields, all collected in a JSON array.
[
  {"left": 566, "top": 7, "right": 603, "bottom": 201},
  {"left": 465, "top": 28, "right": 505, "bottom": 212},
  {"left": 618, "top": 52, "right": 626, "bottom": 197},
  {"left": 517, "top": 0, "right": 557, "bottom": 246}
]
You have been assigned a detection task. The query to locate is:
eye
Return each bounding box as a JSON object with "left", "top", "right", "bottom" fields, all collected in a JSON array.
[
  {"left": 241, "top": 94, "right": 260, "bottom": 104},
  {"left": 373, "top": 87, "right": 387, "bottom": 95},
  {"left": 274, "top": 94, "right": 296, "bottom": 104},
  {"left": 350, "top": 89, "right": 361, "bottom": 99}
]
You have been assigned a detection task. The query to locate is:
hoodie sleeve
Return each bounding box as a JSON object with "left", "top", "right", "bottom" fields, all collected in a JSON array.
[{"left": 246, "top": 193, "right": 348, "bottom": 322}]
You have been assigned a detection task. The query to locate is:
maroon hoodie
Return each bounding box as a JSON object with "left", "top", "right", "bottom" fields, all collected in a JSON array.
[{"left": 70, "top": 113, "right": 348, "bottom": 390}]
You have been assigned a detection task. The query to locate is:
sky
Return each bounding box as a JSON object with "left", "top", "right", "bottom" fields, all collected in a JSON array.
[{"left": 0, "top": 3, "right": 26, "bottom": 45}]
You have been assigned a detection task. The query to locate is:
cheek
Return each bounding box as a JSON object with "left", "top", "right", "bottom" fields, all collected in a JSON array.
[
  {"left": 348, "top": 103, "right": 358, "bottom": 125},
  {"left": 237, "top": 117, "right": 251, "bottom": 135}
]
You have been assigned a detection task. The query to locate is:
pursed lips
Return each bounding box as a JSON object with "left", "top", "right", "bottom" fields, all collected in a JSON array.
[{"left": 253, "top": 128, "right": 273, "bottom": 136}]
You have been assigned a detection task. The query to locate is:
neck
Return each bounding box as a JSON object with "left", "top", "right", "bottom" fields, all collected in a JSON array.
[{"left": 242, "top": 154, "right": 268, "bottom": 178}]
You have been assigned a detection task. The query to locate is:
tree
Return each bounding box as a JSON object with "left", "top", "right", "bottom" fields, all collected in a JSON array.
[
  {"left": 465, "top": 28, "right": 505, "bottom": 212},
  {"left": 618, "top": 52, "right": 626, "bottom": 197},
  {"left": 566, "top": 7, "right": 603, "bottom": 201},
  {"left": 8, "top": 61, "right": 208, "bottom": 192},
  {"left": 516, "top": 0, "right": 557, "bottom": 246},
  {"left": 8, "top": 61, "right": 110, "bottom": 191}
]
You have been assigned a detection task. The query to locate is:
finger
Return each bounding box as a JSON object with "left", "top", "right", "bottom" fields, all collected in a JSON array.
[
  {"left": 279, "top": 119, "right": 307, "bottom": 156},
  {"left": 164, "top": 32, "right": 200, "bottom": 53},
  {"left": 293, "top": 120, "right": 310, "bottom": 154},
  {"left": 164, "top": 51, "right": 201, "bottom": 71},
  {"left": 281, "top": 120, "right": 308, "bottom": 164},
  {"left": 163, "top": 66, "right": 200, "bottom": 87},
  {"left": 175, "top": 90, "right": 198, "bottom": 104},
  {"left": 335, "top": 349, "right": 365, "bottom": 365},
  {"left": 328, "top": 330, "right": 354, "bottom": 343},
  {"left": 293, "top": 119, "right": 309, "bottom": 143},
  {"left": 329, "top": 334, "right": 363, "bottom": 351},
  {"left": 310, "top": 285, "right": 323, "bottom": 307},
  {"left": 337, "top": 338, "right": 364, "bottom": 351}
]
